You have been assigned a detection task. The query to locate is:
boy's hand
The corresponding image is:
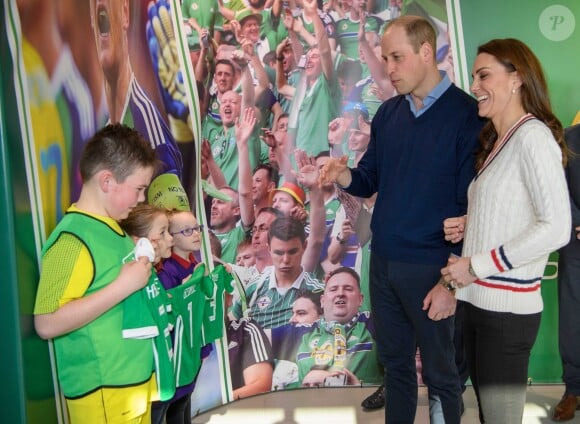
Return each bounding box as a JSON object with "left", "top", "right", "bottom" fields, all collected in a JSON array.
[
  {"left": 116, "top": 257, "right": 152, "bottom": 296},
  {"left": 135, "top": 238, "right": 155, "bottom": 262}
]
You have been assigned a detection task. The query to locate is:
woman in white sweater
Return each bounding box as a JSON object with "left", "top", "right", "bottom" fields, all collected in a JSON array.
[{"left": 441, "top": 38, "right": 570, "bottom": 423}]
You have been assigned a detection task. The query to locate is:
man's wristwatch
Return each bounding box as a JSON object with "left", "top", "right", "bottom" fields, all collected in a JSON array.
[
  {"left": 438, "top": 278, "right": 456, "bottom": 293},
  {"left": 336, "top": 233, "right": 346, "bottom": 245},
  {"left": 468, "top": 261, "right": 477, "bottom": 278}
]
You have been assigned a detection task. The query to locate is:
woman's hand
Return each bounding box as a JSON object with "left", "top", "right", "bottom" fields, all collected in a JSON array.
[{"left": 443, "top": 215, "right": 467, "bottom": 243}]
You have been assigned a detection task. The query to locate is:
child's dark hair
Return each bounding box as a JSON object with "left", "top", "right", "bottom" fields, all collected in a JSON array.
[{"left": 80, "top": 124, "right": 159, "bottom": 183}]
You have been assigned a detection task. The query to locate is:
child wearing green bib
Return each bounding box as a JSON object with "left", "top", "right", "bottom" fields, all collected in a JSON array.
[{"left": 33, "top": 124, "right": 159, "bottom": 423}]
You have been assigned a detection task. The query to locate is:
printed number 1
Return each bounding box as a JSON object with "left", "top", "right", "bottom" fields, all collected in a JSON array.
[{"left": 187, "top": 301, "right": 193, "bottom": 348}]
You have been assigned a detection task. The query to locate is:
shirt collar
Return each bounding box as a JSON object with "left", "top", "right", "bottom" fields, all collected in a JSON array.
[
  {"left": 268, "top": 267, "right": 306, "bottom": 291},
  {"left": 170, "top": 251, "right": 197, "bottom": 269},
  {"left": 405, "top": 70, "right": 451, "bottom": 117}
]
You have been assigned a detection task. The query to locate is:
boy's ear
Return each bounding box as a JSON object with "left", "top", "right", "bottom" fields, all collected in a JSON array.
[{"left": 98, "top": 170, "right": 114, "bottom": 193}]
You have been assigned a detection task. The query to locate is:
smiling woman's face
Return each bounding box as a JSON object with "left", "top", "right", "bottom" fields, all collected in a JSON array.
[{"left": 470, "top": 52, "right": 520, "bottom": 122}]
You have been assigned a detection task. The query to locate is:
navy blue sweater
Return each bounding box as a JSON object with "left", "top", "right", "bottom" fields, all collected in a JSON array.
[{"left": 346, "top": 85, "right": 484, "bottom": 265}]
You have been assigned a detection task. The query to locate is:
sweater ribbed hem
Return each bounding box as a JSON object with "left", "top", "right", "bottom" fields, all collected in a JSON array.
[{"left": 456, "top": 281, "right": 543, "bottom": 314}]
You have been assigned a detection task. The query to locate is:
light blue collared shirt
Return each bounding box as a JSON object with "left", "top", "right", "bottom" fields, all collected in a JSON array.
[{"left": 405, "top": 71, "right": 451, "bottom": 117}]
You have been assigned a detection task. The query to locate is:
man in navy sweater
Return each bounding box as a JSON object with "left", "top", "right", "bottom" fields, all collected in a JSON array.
[
  {"left": 551, "top": 123, "right": 580, "bottom": 421},
  {"left": 320, "top": 15, "right": 484, "bottom": 424}
]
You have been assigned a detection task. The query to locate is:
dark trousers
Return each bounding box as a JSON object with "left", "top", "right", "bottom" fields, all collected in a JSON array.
[
  {"left": 151, "top": 394, "right": 192, "bottom": 424},
  {"left": 166, "top": 394, "right": 192, "bottom": 424},
  {"left": 558, "top": 239, "right": 580, "bottom": 395},
  {"left": 464, "top": 303, "right": 540, "bottom": 423},
  {"left": 454, "top": 300, "right": 468, "bottom": 393},
  {"left": 370, "top": 254, "right": 462, "bottom": 424},
  {"left": 151, "top": 400, "right": 169, "bottom": 424}
]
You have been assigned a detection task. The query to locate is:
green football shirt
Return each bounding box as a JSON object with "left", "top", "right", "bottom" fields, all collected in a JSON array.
[
  {"left": 237, "top": 267, "right": 324, "bottom": 329},
  {"left": 202, "top": 265, "right": 235, "bottom": 344},
  {"left": 167, "top": 264, "right": 213, "bottom": 387},
  {"left": 122, "top": 264, "right": 175, "bottom": 401}
]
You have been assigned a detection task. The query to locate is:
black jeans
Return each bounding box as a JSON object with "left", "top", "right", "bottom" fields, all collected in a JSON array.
[{"left": 464, "top": 303, "right": 540, "bottom": 423}]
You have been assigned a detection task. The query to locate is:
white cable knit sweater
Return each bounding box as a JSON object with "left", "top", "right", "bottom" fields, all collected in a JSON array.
[{"left": 457, "top": 116, "right": 571, "bottom": 314}]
